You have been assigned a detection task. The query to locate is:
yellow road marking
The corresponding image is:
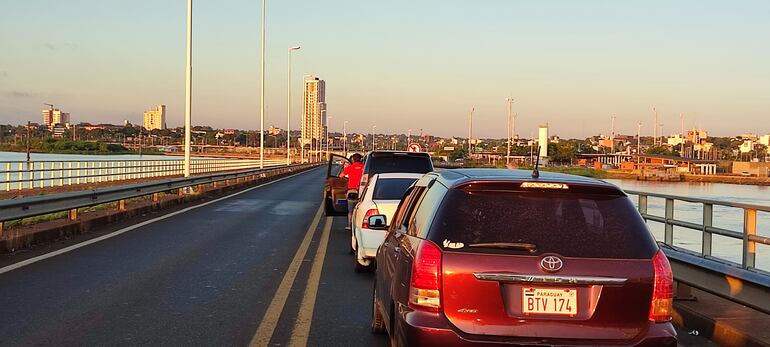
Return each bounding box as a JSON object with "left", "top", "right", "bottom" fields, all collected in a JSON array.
[
  {"left": 249, "top": 204, "right": 324, "bottom": 347},
  {"left": 288, "top": 217, "right": 332, "bottom": 347}
]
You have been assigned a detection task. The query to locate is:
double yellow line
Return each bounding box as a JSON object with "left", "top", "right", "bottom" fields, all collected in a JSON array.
[{"left": 249, "top": 203, "right": 333, "bottom": 347}]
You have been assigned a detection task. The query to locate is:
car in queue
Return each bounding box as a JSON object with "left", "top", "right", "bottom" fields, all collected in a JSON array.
[
  {"left": 324, "top": 151, "right": 433, "bottom": 216},
  {"left": 350, "top": 173, "right": 423, "bottom": 271},
  {"left": 359, "top": 151, "right": 433, "bottom": 194},
  {"left": 369, "top": 169, "right": 677, "bottom": 347},
  {"left": 324, "top": 154, "right": 356, "bottom": 215}
]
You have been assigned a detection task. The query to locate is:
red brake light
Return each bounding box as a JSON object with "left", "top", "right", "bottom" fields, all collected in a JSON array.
[
  {"left": 361, "top": 208, "right": 380, "bottom": 228},
  {"left": 409, "top": 241, "right": 442, "bottom": 312},
  {"left": 649, "top": 250, "right": 673, "bottom": 322}
]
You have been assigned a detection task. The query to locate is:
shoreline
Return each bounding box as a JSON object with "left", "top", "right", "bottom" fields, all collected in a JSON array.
[{"left": 605, "top": 170, "right": 770, "bottom": 186}]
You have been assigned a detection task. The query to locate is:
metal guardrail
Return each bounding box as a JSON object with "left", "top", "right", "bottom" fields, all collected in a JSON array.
[
  {"left": 1, "top": 159, "right": 285, "bottom": 192},
  {"left": 626, "top": 189, "right": 770, "bottom": 314},
  {"left": 0, "top": 163, "right": 320, "bottom": 227}
]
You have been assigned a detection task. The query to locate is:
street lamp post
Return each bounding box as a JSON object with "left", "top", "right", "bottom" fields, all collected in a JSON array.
[
  {"left": 326, "top": 115, "right": 332, "bottom": 159},
  {"left": 287, "top": 46, "right": 300, "bottom": 165},
  {"left": 184, "top": 0, "right": 193, "bottom": 177},
  {"left": 259, "top": 0, "right": 266, "bottom": 169}
]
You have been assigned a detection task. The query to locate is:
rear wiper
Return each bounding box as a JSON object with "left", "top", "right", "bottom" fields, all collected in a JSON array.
[{"left": 468, "top": 242, "right": 538, "bottom": 253}]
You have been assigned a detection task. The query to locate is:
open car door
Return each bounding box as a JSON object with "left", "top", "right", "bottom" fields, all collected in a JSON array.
[{"left": 324, "top": 154, "right": 351, "bottom": 215}]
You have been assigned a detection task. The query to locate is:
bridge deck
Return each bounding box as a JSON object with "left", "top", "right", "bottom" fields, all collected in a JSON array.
[{"left": 0, "top": 168, "right": 729, "bottom": 346}]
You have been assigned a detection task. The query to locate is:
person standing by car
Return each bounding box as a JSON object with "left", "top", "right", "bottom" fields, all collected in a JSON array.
[{"left": 340, "top": 153, "right": 364, "bottom": 230}]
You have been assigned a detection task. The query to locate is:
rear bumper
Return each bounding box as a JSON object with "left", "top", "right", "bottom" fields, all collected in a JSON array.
[
  {"left": 356, "top": 227, "right": 386, "bottom": 259},
  {"left": 396, "top": 310, "right": 677, "bottom": 347}
]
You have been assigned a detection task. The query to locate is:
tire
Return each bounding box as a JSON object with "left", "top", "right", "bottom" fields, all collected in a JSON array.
[
  {"left": 355, "top": 245, "right": 374, "bottom": 272},
  {"left": 324, "top": 192, "right": 335, "bottom": 216},
  {"left": 371, "top": 279, "right": 386, "bottom": 334},
  {"left": 389, "top": 306, "right": 401, "bottom": 347}
]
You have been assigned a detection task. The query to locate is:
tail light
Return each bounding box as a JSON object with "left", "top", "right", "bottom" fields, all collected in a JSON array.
[
  {"left": 361, "top": 208, "right": 380, "bottom": 228},
  {"left": 649, "top": 250, "right": 673, "bottom": 322},
  {"left": 409, "top": 241, "right": 442, "bottom": 312}
]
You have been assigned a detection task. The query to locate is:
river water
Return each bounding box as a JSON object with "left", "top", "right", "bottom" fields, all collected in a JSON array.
[{"left": 606, "top": 179, "right": 770, "bottom": 271}]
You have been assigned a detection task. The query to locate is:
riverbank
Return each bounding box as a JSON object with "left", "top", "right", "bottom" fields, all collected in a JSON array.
[{"left": 0, "top": 142, "right": 159, "bottom": 156}]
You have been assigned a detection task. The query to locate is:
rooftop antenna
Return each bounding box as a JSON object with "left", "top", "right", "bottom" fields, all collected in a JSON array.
[{"left": 532, "top": 145, "right": 541, "bottom": 179}]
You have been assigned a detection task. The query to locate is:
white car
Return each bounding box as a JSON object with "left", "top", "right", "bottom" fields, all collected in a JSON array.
[{"left": 351, "top": 173, "right": 423, "bottom": 271}]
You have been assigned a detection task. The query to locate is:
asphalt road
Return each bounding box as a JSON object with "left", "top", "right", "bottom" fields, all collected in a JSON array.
[{"left": 0, "top": 167, "right": 711, "bottom": 346}]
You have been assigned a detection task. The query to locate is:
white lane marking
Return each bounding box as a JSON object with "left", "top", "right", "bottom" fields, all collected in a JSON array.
[
  {"left": 0, "top": 168, "right": 320, "bottom": 276},
  {"left": 288, "top": 217, "right": 332, "bottom": 347},
  {"left": 249, "top": 204, "right": 325, "bottom": 347}
]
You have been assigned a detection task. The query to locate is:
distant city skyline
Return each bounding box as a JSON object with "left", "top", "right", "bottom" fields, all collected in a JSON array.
[{"left": 1, "top": 1, "right": 768, "bottom": 138}]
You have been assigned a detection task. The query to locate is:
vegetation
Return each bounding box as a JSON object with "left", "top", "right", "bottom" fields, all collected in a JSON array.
[{"left": 0, "top": 139, "right": 129, "bottom": 155}]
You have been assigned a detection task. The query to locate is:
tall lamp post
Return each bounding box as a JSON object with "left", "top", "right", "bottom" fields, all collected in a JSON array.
[
  {"left": 326, "top": 115, "right": 332, "bottom": 158},
  {"left": 286, "top": 46, "right": 300, "bottom": 165},
  {"left": 259, "top": 0, "right": 266, "bottom": 169},
  {"left": 183, "top": 0, "right": 193, "bottom": 177}
]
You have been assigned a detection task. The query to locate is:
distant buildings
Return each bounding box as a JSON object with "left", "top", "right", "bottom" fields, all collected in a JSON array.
[
  {"left": 143, "top": 105, "right": 166, "bottom": 131},
  {"left": 300, "top": 76, "right": 326, "bottom": 148},
  {"left": 42, "top": 108, "right": 70, "bottom": 128}
]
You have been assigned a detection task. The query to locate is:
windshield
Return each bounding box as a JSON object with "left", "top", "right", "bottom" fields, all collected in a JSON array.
[{"left": 372, "top": 178, "right": 417, "bottom": 200}]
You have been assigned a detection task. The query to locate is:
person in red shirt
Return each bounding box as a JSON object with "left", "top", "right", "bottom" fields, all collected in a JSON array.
[{"left": 340, "top": 153, "right": 364, "bottom": 229}]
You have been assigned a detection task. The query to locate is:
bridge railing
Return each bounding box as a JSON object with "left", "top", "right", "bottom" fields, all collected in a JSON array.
[
  {"left": 1, "top": 159, "right": 284, "bottom": 192},
  {"left": 625, "top": 189, "right": 770, "bottom": 314},
  {"left": 0, "top": 163, "right": 320, "bottom": 232}
]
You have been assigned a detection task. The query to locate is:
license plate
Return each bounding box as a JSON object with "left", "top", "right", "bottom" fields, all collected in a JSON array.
[{"left": 522, "top": 287, "right": 577, "bottom": 316}]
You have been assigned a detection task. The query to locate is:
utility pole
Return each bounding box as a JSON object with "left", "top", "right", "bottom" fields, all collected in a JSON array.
[
  {"left": 680, "top": 112, "right": 685, "bottom": 154},
  {"left": 468, "top": 106, "right": 474, "bottom": 155},
  {"left": 343, "top": 121, "right": 348, "bottom": 155},
  {"left": 407, "top": 128, "right": 412, "bottom": 150},
  {"left": 652, "top": 107, "right": 658, "bottom": 147},
  {"left": 610, "top": 114, "right": 616, "bottom": 154},
  {"left": 26, "top": 121, "right": 31, "bottom": 163},
  {"left": 506, "top": 98, "right": 513, "bottom": 166},
  {"left": 637, "top": 121, "right": 642, "bottom": 166},
  {"left": 371, "top": 125, "right": 377, "bottom": 151}
]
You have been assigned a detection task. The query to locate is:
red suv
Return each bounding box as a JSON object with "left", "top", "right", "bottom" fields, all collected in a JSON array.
[{"left": 369, "top": 169, "right": 676, "bottom": 346}]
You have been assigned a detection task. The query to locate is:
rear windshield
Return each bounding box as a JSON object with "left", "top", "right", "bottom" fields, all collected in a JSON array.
[
  {"left": 427, "top": 189, "right": 657, "bottom": 259},
  {"left": 367, "top": 154, "right": 433, "bottom": 175},
  {"left": 373, "top": 178, "right": 417, "bottom": 200}
]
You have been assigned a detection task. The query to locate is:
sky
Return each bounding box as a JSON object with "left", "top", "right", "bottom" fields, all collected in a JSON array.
[{"left": 1, "top": 0, "right": 769, "bottom": 139}]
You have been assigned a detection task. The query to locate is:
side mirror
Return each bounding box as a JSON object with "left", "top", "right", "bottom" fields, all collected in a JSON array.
[{"left": 367, "top": 215, "right": 388, "bottom": 230}]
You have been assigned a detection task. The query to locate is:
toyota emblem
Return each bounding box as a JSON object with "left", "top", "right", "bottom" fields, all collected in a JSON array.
[{"left": 540, "top": 256, "right": 564, "bottom": 272}]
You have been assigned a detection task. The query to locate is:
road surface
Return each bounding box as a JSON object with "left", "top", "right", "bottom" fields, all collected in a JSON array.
[{"left": 0, "top": 167, "right": 711, "bottom": 346}]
